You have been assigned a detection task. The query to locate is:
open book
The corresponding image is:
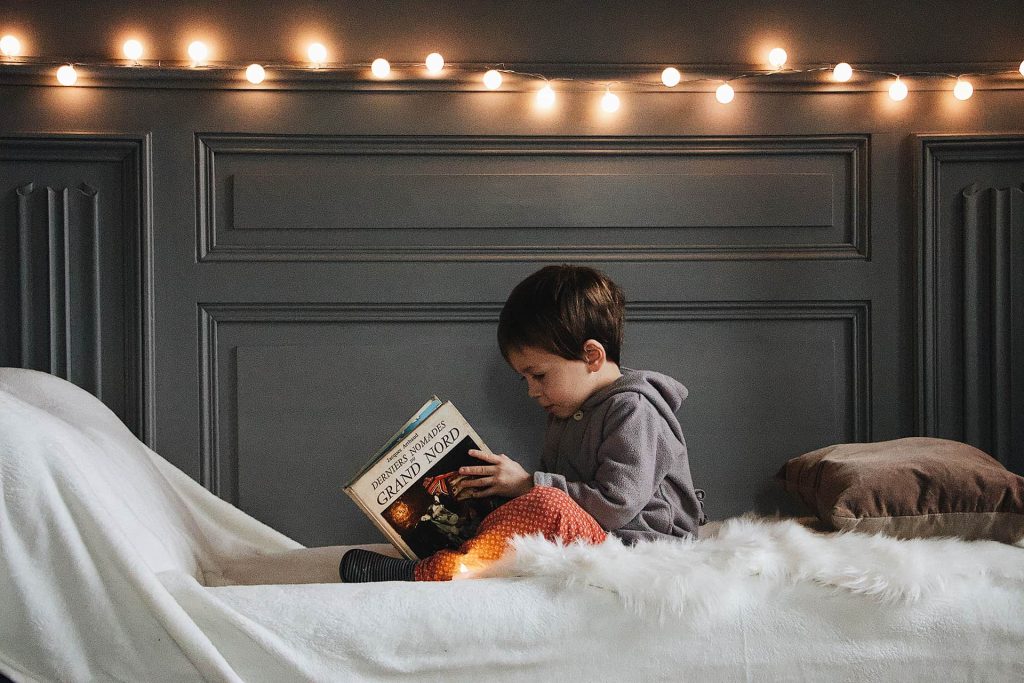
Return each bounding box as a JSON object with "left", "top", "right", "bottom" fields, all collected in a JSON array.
[{"left": 344, "top": 397, "right": 502, "bottom": 560}]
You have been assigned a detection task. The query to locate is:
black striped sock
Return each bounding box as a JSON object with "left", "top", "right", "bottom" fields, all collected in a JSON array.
[{"left": 340, "top": 549, "right": 417, "bottom": 582}]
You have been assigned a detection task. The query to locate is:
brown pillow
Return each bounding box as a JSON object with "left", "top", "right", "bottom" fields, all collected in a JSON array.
[{"left": 776, "top": 437, "right": 1024, "bottom": 543}]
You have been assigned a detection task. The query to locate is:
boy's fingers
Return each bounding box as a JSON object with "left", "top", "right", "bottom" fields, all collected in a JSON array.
[
  {"left": 458, "top": 476, "right": 493, "bottom": 490},
  {"left": 459, "top": 464, "right": 496, "bottom": 475},
  {"left": 467, "top": 449, "right": 502, "bottom": 463}
]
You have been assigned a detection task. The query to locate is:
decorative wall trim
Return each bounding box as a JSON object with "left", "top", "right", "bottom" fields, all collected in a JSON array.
[
  {"left": 16, "top": 183, "right": 41, "bottom": 370},
  {"left": 916, "top": 134, "right": 1024, "bottom": 467},
  {"left": 15, "top": 183, "right": 102, "bottom": 394},
  {"left": 962, "top": 184, "right": 1020, "bottom": 461},
  {"left": 196, "top": 133, "right": 870, "bottom": 263},
  {"left": 2, "top": 134, "right": 155, "bottom": 445},
  {"left": 198, "top": 299, "right": 871, "bottom": 499}
]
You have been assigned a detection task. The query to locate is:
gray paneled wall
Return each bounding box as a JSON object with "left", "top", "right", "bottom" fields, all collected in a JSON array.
[
  {"left": 3, "top": 121, "right": 1023, "bottom": 547},
  {"left": 4, "top": 122, "right": 1023, "bottom": 546}
]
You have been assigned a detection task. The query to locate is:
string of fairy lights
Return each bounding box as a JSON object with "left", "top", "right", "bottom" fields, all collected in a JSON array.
[{"left": 2, "top": 32, "right": 1023, "bottom": 108}]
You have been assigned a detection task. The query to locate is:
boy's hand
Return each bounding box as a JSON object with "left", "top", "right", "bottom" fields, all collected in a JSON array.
[{"left": 455, "top": 450, "right": 533, "bottom": 499}]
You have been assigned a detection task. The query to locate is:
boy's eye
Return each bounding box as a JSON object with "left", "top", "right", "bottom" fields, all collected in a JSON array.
[{"left": 532, "top": 374, "right": 545, "bottom": 381}]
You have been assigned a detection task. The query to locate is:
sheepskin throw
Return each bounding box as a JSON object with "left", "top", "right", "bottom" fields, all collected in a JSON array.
[{"left": 475, "top": 517, "right": 1024, "bottom": 620}]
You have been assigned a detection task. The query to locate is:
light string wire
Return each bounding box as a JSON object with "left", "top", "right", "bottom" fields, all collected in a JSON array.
[
  {"left": 477, "top": 63, "right": 1023, "bottom": 94},
  {"left": 3, "top": 54, "right": 1023, "bottom": 90}
]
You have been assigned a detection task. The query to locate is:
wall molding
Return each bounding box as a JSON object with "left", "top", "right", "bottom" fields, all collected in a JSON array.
[
  {"left": 196, "top": 133, "right": 870, "bottom": 263},
  {"left": 199, "top": 299, "right": 871, "bottom": 499},
  {"left": 916, "top": 133, "right": 1024, "bottom": 466},
  {"left": 2, "top": 133, "right": 155, "bottom": 445},
  {"left": 15, "top": 182, "right": 102, "bottom": 395}
]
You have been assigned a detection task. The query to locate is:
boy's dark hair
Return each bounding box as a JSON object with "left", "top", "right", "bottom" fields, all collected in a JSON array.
[{"left": 497, "top": 264, "right": 625, "bottom": 364}]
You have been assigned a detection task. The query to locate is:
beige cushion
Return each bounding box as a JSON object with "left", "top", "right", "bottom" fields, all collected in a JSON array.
[{"left": 776, "top": 437, "right": 1024, "bottom": 543}]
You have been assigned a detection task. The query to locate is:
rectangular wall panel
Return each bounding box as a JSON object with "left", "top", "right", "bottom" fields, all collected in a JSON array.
[
  {"left": 0, "top": 136, "right": 153, "bottom": 442},
  {"left": 917, "top": 135, "right": 1024, "bottom": 471},
  {"left": 201, "top": 301, "right": 868, "bottom": 546},
  {"left": 198, "top": 134, "right": 869, "bottom": 262}
]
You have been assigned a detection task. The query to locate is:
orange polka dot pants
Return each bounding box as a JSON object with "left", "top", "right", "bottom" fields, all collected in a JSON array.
[{"left": 413, "top": 485, "right": 607, "bottom": 581}]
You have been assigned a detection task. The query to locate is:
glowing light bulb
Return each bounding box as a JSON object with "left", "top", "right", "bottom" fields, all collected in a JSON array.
[
  {"left": 601, "top": 89, "right": 620, "bottom": 113},
  {"left": 888, "top": 77, "right": 908, "bottom": 101},
  {"left": 123, "top": 39, "right": 143, "bottom": 61},
  {"left": 953, "top": 78, "right": 973, "bottom": 100},
  {"left": 661, "top": 67, "right": 681, "bottom": 87},
  {"left": 459, "top": 563, "right": 468, "bottom": 574},
  {"left": 715, "top": 82, "right": 735, "bottom": 104},
  {"left": 833, "top": 62, "right": 853, "bottom": 82},
  {"left": 483, "top": 69, "right": 502, "bottom": 89},
  {"left": 768, "top": 47, "right": 788, "bottom": 69},
  {"left": 56, "top": 64, "right": 77, "bottom": 86},
  {"left": 0, "top": 34, "right": 20, "bottom": 57},
  {"left": 536, "top": 83, "right": 556, "bottom": 108},
  {"left": 308, "top": 42, "right": 327, "bottom": 66},
  {"left": 245, "top": 64, "right": 265, "bottom": 84},
  {"left": 371, "top": 58, "right": 390, "bottom": 78},
  {"left": 425, "top": 52, "right": 444, "bottom": 73},
  {"left": 188, "top": 41, "right": 209, "bottom": 65},
  {"left": 1020, "top": 60, "right": 1024, "bottom": 77}
]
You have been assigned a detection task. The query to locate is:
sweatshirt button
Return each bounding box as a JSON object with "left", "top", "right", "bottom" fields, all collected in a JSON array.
[{"left": 573, "top": 410, "right": 583, "bottom": 421}]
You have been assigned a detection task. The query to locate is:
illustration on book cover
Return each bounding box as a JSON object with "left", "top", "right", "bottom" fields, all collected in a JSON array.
[
  {"left": 345, "top": 398, "right": 502, "bottom": 559},
  {"left": 381, "top": 435, "right": 500, "bottom": 558}
]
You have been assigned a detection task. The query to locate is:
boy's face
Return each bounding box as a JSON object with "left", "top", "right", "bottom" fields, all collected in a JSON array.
[{"left": 506, "top": 345, "right": 595, "bottom": 419}]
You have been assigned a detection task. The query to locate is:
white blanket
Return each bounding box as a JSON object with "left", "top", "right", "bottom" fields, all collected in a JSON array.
[{"left": 2, "top": 368, "right": 1023, "bottom": 682}]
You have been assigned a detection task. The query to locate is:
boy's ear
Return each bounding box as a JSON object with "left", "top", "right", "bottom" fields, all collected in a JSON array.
[{"left": 582, "top": 339, "right": 606, "bottom": 370}]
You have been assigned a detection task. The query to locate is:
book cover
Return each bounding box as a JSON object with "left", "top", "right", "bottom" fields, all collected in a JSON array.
[{"left": 344, "top": 398, "right": 502, "bottom": 560}]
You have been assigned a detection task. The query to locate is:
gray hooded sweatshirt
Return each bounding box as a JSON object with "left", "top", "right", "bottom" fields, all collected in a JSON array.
[{"left": 532, "top": 368, "right": 706, "bottom": 543}]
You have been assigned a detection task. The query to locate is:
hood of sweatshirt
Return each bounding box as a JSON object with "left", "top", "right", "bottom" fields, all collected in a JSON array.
[{"left": 579, "top": 368, "right": 688, "bottom": 440}]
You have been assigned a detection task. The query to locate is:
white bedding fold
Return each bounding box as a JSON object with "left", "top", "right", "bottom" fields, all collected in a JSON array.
[{"left": 0, "top": 373, "right": 254, "bottom": 682}]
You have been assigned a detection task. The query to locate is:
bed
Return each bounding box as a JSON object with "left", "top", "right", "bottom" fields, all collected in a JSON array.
[{"left": 1, "top": 367, "right": 1022, "bottom": 682}]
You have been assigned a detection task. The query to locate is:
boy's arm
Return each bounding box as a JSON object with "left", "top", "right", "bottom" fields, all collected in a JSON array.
[{"left": 533, "top": 394, "right": 673, "bottom": 531}]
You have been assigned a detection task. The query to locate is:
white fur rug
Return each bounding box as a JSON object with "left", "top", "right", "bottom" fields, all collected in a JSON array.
[{"left": 474, "top": 516, "right": 1024, "bottom": 620}]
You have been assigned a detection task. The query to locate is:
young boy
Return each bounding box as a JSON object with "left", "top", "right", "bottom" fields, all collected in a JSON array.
[{"left": 340, "top": 264, "right": 707, "bottom": 582}]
